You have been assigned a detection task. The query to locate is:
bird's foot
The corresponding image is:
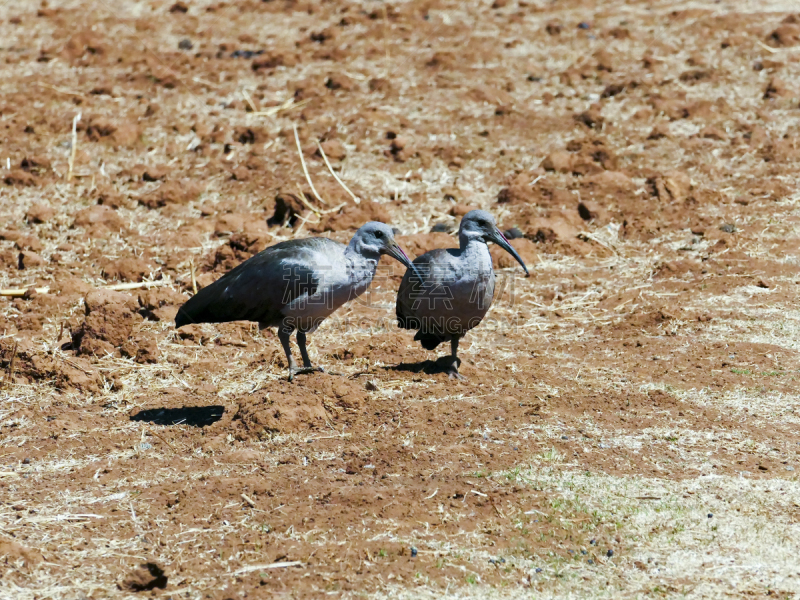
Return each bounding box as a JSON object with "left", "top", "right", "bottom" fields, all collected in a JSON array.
[
  {"left": 446, "top": 366, "right": 467, "bottom": 381},
  {"left": 442, "top": 357, "right": 466, "bottom": 381},
  {"left": 288, "top": 366, "right": 324, "bottom": 382}
]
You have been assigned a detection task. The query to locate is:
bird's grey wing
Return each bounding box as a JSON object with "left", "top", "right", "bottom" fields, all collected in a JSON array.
[{"left": 175, "top": 241, "right": 323, "bottom": 327}]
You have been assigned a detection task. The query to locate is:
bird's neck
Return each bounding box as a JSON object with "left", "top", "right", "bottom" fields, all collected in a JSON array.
[
  {"left": 344, "top": 242, "right": 380, "bottom": 276},
  {"left": 459, "top": 233, "right": 487, "bottom": 253},
  {"left": 459, "top": 234, "right": 493, "bottom": 271}
]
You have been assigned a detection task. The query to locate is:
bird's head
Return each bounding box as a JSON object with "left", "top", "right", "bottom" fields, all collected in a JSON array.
[
  {"left": 459, "top": 210, "right": 529, "bottom": 276},
  {"left": 352, "top": 222, "right": 421, "bottom": 279}
]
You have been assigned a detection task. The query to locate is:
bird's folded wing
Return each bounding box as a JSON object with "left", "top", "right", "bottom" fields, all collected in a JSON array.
[{"left": 177, "top": 250, "right": 320, "bottom": 326}]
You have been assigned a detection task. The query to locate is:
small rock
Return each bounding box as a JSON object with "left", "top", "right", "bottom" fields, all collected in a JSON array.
[
  {"left": 606, "top": 549, "right": 614, "bottom": 557},
  {"left": 535, "top": 567, "right": 543, "bottom": 573},
  {"left": 169, "top": 2, "right": 188, "bottom": 13},
  {"left": 26, "top": 203, "right": 55, "bottom": 224},
  {"left": 561, "top": 435, "right": 568, "bottom": 440},
  {"left": 411, "top": 547, "right": 418, "bottom": 557},
  {"left": 317, "top": 139, "right": 347, "bottom": 161},
  {"left": 18, "top": 251, "right": 45, "bottom": 269},
  {"left": 120, "top": 562, "right": 168, "bottom": 591},
  {"left": 707, "top": 513, "right": 713, "bottom": 518},
  {"left": 719, "top": 223, "right": 736, "bottom": 233},
  {"left": 178, "top": 38, "right": 193, "bottom": 50},
  {"left": 430, "top": 222, "right": 453, "bottom": 233},
  {"left": 578, "top": 22, "right": 591, "bottom": 29}
]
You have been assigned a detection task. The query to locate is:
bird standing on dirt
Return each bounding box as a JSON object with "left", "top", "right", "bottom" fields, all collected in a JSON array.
[
  {"left": 395, "top": 210, "right": 529, "bottom": 380},
  {"left": 176, "top": 222, "right": 419, "bottom": 381}
]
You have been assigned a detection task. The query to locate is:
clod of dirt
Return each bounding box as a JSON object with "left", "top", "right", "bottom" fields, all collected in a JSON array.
[
  {"left": 2, "top": 338, "right": 100, "bottom": 391},
  {"left": 138, "top": 288, "right": 187, "bottom": 322},
  {"left": 17, "top": 251, "right": 44, "bottom": 269},
  {"left": 102, "top": 257, "right": 154, "bottom": 283},
  {"left": 490, "top": 238, "right": 537, "bottom": 269},
  {"left": 25, "top": 202, "right": 55, "bottom": 223},
  {"left": 85, "top": 117, "right": 139, "bottom": 147},
  {"left": 4, "top": 169, "right": 36, "bottom": 186},
  {"left": 647, "top": 122, "right": 672, "bottom": 140},
  {"left": 316, "top": 139, "right": 347, "bottom": 161},
  {"left": 120, "top": 562, "right": 168, "bottom": 592},
  {"left": 764, "top": 77, "right": 791, "bottom": 99},
  {"left": 647, "top": 172, "right": 691, "bottom": 203},
  {"left": 20, "top": 156, "right": 52, "bottom": 175},
  {"left": 14, "top": 235, "right": 43, "bottom": 253},
  {"left": 545, "top": 21, "right": 562, "bottom": 35},
  {"left": 574, "top": 104, "right": 604, "bottom": 129},
  {"left": 541, "top": 151, "right": 574, "bottom": 173},
  {"left": 313, "top": 202, "right": 390, "bottom": 232},
  {"left": 698, "top": 126, "right": 727, "bottom": 141},
  {"left": 594, "top": 49, "right": 613, "bottom": 72},
  {"left": 387, "top": 135, "right": 414, "bottom": 162},
  {"left": 267, "top": 193, "right": 305, "bottom": 228},
  {"left": 140, "top": 180, "right": 203, "bottom": 209},
  {"left": 430, "top": 222, "right": 454, "bottom": 233},
  {"left": 233, "top": 375, "right": 367, "bottom": 438},
  {"left": 0, "top": 540, "right": 41, "bottom": 567},
  {"left": 768, "top": 23, "right": 800, "bottom": 47},
  {"left": 326, "top": 73, "right": 357, "bottom": 91},
  {"left": 72, "top": 205, "right": 125, "bottom": 237},
  {"left": 72, "top": 290, "right": 143, "bottom": 357}
]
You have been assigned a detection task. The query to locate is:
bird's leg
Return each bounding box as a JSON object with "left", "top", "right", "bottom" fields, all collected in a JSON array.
[
  {"left": 446, "top": 337, "right": 467, "bottom": 381},
  {"left": 296, "top": 331, "right": 324, "bottom": 375},
  {"left": 278, "top": 327, "right": 300, "bottom": 381}
]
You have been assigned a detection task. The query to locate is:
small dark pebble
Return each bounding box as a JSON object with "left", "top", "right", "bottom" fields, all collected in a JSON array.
[
  {"left": 581, "top": 549, "right": 587, "bottom": 555},
  {"left": 535, "top": 567, "right": 543, "bottom": 573},
  {"left": 178, "top": 38, "right": 193, "bottom": 50},
  {"left": 411, "top": 547, "right": 418, "bottom": 557},
  {"left": 606, "top": 549, "right": 614, "bottom": 557},
  {"left": 578, "top": 21, "right": 591, "bottom": 29},
  {"left": 588, "top": 559, "right": 594, "bottom": 565},
  {"left": 500, "top": 557, "right": 505, "bottom": 563},
  {"left": 430, "top": 222, "right": 453, "bottom": 233},
  {"left": 513, "top": 446, "right": 519, "bottom": 451},
  {"left": 561, "top": 435, "right": 569, "bottom": 440},
  {"left": 708, "top": 513, "right": 713, "bottom": 518},
  {"left": 22, "top": 458, "right": 31, "bottom": 465},
  {"left": 231, "top": 49, "right": 264, "bottom": 59},
  {"left": 568, "top": 550, "right": 573, "bottom": 554},
  {"left": 504, "top": 227, "right": 524, "bottom": 239},
  {"left": 590, "top": 539, "right": 596, "bottom": 545},
  {"left": 527, "top": 75, "right": 542, "bottom": 82},
  {"left": 719, "top": 223, "right": 736, "bottom": 233}
]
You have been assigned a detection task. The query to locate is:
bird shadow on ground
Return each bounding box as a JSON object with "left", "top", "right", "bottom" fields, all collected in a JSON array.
[
  {"left": 130, "top": 406, "right": 226, "bottom": 427},
  {"left": 383, "top": 356, "right": 457, "bottom": 377}
]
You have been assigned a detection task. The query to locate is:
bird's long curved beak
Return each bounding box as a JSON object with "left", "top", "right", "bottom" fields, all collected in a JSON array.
[
  {"left": 385, "top": 241, "right": 423, "bottom": 281},
  {"left": 489, "top": 228, "right": 530, "bottom": 276}
]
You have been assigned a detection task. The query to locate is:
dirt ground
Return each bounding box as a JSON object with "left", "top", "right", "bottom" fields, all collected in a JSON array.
[{"left": 3, "top": 0, "right": 800, "bottom": 597}]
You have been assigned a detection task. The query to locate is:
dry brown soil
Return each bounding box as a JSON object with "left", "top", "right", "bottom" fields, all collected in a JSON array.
[{"left": 3, "top": 0, "right": 800, "bottom": 598}]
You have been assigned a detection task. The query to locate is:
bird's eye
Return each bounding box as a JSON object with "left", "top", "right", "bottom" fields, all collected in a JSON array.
[{"left": 375, "top": 231, "right": 384, "bottom": 239}]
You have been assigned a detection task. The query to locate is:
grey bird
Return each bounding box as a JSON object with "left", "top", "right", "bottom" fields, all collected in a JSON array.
[
  {"left": 176, "top": 222, "right": 419, "bottom": 381},
  {"left": 395, "top": 210, "right": 529, "bottom": 380}
]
